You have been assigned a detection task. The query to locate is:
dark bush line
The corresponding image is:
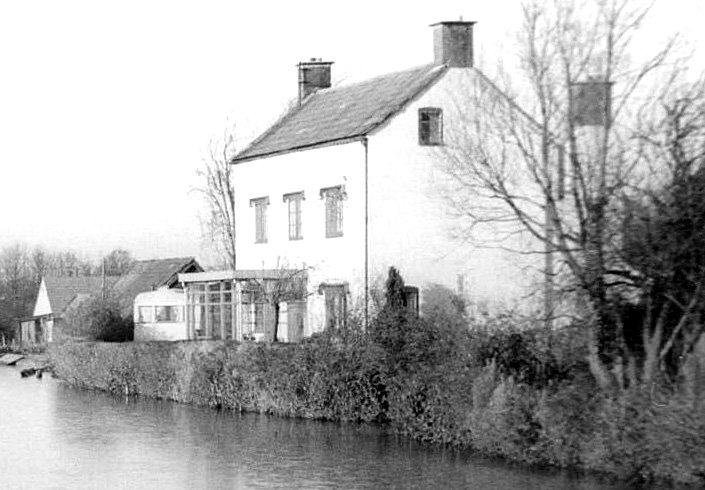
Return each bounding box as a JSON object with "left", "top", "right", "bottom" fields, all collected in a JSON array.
[{"left": 50, "top": 314, "right": 705, "bottom": 488}]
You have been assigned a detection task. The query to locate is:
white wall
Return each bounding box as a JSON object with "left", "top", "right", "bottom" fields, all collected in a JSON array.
[
  {"left": 367, "top": 68, "right": 543, "bottom": 308},
  {"left": 233, "top": 68, "right": 546, "bottom": 331},
  {"left": 33, "top": 279, "right": 52, "bottom": 316},
  {"left": 233, "top": 143, "right": 367, "bottom": 334}
]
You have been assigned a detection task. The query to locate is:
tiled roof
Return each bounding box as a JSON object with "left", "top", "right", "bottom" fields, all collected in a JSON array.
[
  {"left": 44, "top": 276, "right": 105, "bottom": 316},
  {"left": 113, "top": 257, "right": 202, "bottom": 312},
  {"left": 233, "top": 64, "right": 448, "bottom": 162}
]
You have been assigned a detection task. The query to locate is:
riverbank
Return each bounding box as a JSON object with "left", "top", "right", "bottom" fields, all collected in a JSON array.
[{"left": 48, "top": 332, "right": 705, "bottom": 488}]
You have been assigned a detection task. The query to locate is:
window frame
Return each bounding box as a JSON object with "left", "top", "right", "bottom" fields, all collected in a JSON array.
[
  {"left": 418, "top": 107, "right": 443, "bottom": 146},
  {"left": 283, "top": 191, "right": 305, "bottom": 241},
  {"left": 320, "top": 283, "right": 348, "bottom": 330},
  {"left": 250, "top": 196, "right": 270, "bottom": 244},
  {"left": 320, "top": 185, "right": 346, "bottom": 238},
  {"left": 155, "top": 305, "right": 183, "bottom": 323}
]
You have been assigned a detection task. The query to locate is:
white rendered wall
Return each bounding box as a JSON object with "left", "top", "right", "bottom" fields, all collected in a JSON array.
[
  {"left": 366, "top": 68, "right": 542, "bottom": 308},
  {"left": 232, "top": 143, "right": 367, "bottom": 334}
]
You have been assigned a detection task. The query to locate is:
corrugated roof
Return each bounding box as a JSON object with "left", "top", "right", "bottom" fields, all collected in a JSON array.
[
  {"left": 233, "top": 64, "right": 448, "bottom": 163},
  {"left": 113, "top": 257, "right": 202, "bottom": 312},
  {"left": 44, "top": 276, "right": 105, "bottom": 315}
]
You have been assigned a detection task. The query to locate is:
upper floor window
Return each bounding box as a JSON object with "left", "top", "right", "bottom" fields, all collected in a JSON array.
[
  {"left": 419, "top": 107, "right": 443, "bottom": 145},
  {"left": 283, "top": 191, "right": 305, "bottom": 240},
  {"left": 320, "top": 185, "right": 345, "bottom": 238},
  {"left": 250, "top": 196, "right": 270, "bottom": 243}
]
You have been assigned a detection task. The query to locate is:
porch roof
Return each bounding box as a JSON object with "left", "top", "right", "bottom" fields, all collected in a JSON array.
[{"left": 178, "top": 269, "right": 304, "bottom": 284}]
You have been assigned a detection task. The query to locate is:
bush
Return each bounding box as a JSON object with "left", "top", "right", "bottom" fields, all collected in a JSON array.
[
  {"left": 48, "top": 279, "right": 705, "bottom": 487},
  {"left": 63, "top": 294, "right": 133, "bottom": 342}
]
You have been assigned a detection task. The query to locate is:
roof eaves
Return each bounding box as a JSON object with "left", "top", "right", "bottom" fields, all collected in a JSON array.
[
  {"left": 231, "top": 134, "right": 367, "bottom": 164},
  {"left": 231, "top": 98, "right": 305, "bottom": 164}
]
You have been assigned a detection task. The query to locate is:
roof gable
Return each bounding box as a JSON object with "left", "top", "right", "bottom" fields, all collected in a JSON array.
[
  {"left": 41, "top": 276, "right": 105, "bottom": 316},
  {"left": 113, "top": 257, "right": 203, "bottom": 310},
  {"left": 233, "top": 64, "right": 448, "bottom": 163}
]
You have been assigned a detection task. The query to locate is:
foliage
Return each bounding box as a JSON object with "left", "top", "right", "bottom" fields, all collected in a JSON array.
[
  {"left": 0, "top": 243, "right": 134, "bottom": 341},
  {"left": 63, "top": 294, "right": 134, "bottom": 342},
  {"left": 49, "top": 294, "right": 705, "bottom": 487},
  {"left": 438, "top": 0, "right": 705, "bottom": 373},
  {"left": 102, "top": 249, "right": 135, "bottom": 276}
]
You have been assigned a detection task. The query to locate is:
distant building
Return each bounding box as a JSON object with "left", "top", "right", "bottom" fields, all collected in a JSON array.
[
  {"left": 21, "top": 257, "right": 203, "bottom": 344},
  {"left": 31, "top": 276, "right": 106, "bottom": 343}
]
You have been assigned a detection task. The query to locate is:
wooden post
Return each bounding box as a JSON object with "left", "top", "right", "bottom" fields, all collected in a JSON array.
[
  {"left": 231, "top": 280, "right": 236, "bottom": 340},
  {"left": 219, "top": 281, "right": 226, "bottom": 340},
  {"left": 205, "top": 284, "right": 211, "bottom": 339},
  {"left": 185, "top": 284, "right": 192, "bottom": 340},
  {"left": 235, "top": 282, "right": 243, "bottom": 341}
]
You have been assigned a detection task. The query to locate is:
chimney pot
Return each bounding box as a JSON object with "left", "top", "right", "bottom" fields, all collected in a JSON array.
[
  {"left": 431, "top": 20, "right": 476, "bottom": 68},
  {"left": 298, "top": 59, "right": 333, "bottom": 104}
]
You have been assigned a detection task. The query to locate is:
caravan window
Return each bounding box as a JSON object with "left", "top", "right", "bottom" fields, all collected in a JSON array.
[
  {"left": 155, "top": 306, "right": 183, "bottom": 323},
  {"left": 138, "top": 306, "right": 153, "bottom": 323}
]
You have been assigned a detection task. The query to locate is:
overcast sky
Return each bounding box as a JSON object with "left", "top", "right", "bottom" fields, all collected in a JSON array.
[{"left": 0, "top": 0, "right": 702, "bottom": 266}]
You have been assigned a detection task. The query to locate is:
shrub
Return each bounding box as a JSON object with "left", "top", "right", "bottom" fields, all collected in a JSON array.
[{"left": 63, "top": 294, "right": 134, "bottom": 342}]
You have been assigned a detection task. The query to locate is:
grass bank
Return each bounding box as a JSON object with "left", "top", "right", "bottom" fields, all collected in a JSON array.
[{"left": 49, "top": 323, "right": 705, "bottom": 488}]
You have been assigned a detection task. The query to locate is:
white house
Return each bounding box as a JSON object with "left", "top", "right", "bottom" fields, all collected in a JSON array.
[
  {"left": 178, "top": 20, "right": 549, "bottom": 341},
  {"left": 224, "top": 20, "right": 546, "bottom": 337}
]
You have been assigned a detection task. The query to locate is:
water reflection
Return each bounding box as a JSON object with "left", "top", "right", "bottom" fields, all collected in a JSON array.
[{"left": 0, "top": 367, "right": 622, "bottom": 489}]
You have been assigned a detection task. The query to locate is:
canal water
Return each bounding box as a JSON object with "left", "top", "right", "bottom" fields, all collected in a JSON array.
[{"left": 0, "top": 366, "right": 624, "bottom": 490}]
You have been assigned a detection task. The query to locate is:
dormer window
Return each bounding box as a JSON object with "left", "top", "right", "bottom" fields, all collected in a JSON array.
[{"left": 419, "top": 107, "right": 443, "bottom": 146}]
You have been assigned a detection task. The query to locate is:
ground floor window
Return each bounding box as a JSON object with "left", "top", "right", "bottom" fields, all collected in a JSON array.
[
  {"left": 321, "top": 284, "right": 347, "bottom": 330},
  {"left": 403, "top": 286, "right": 419, "bottom": 318}
]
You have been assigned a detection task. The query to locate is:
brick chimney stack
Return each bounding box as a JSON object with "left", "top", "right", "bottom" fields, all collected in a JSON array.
[
  {"left": 298, "top": 58, "right": 333, "bottom": 104},
  {"left": 431, "top": 20, "right": 476, "bottom": 68}
]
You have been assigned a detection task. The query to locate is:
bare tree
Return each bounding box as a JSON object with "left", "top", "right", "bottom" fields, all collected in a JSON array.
[
  {"left": 0, "top": 244, "right": 34, "bottom": 339},
  {"left": 196, "top": 124, "right": 238, "bottom": 270},
  {"left": 620, "top": 76, "right": 705, "bottom": 381},
  {"left": 440, "top": 0, "right": 683, "bottom": 367},
  {"left": 102, "top": 248, "right": 135, "bottom": 276}
]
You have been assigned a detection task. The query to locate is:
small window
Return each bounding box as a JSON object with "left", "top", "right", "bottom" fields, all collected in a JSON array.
[
  {"left": 320, "top": 186, "right": 345, "bottom": 238},
  {"left": 254, "top": 303, "right": 266, "bottom": 333},
  {"left": 250, "top": 196, "right": 270, "bottom": 243},
  {"left": 155, "top": 305, "right": 182, "bottom": 323},
  {"left": 419, "top": 107, "right": 443, "bottom": 145},
  {"left": 321, "top": 284, "right": 347, "bottom": 330},
  {"left": 283, "top": 191, "right": 305, "bottom": 240},
  {"left": 403, "top": 286, "right": 419, "bottom": 318},
  {"left": 137, "top": 306, "right": 153, "bottom": 323}
]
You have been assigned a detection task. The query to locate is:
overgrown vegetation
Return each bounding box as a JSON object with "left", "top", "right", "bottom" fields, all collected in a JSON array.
[
  {"left": 0, "top": 244, "right": 135, "bottom": 341},
  {"left": 62, "top": 294, "right": 134, "bottom": 342},
  {"left": 51, "top": 268, "right": 705, "bottom": 487}
]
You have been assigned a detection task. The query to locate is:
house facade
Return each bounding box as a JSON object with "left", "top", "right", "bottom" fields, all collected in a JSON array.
[{"left": 226, "top": 20, "right": 544, "bottom": 337}]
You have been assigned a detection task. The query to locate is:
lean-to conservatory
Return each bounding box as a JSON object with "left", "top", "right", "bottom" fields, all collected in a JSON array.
[{"left": 177, "top": 270, "right": 307, "bottom": 342}]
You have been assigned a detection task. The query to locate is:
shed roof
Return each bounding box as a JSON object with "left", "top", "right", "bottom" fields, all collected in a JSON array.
[
  {"left": 233, "top": 63, "right": 448, "bottom": 163},
  {"left": 43, "top": 276, "right": 105, "bottom": 316},
  {"left": 113, "top": 257, "right": 202, "bottom": 307}
]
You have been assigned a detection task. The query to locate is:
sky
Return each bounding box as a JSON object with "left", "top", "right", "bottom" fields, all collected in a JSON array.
[{"left": 0, "top": 0, "right": 702, "bottom": 266}]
